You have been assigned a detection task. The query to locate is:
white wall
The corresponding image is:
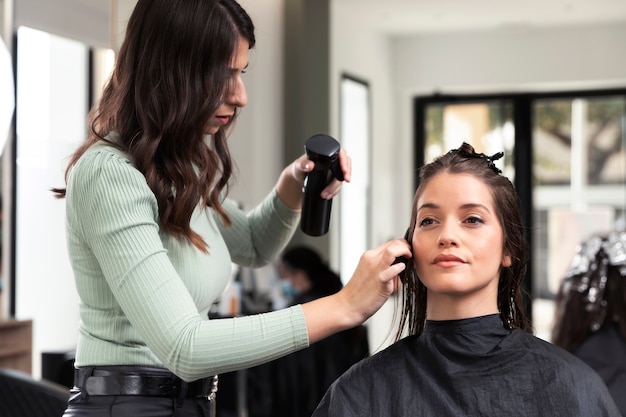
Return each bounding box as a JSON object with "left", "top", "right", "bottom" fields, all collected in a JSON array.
[
  {"left": 14, "top": 0, "right": 109, "bottom": 48},
  {"left": 228, "top": 0, "right": 285, "bottom": 210},
  {"left": 392, "top": 23, "right": 626, "bottom": 95}
]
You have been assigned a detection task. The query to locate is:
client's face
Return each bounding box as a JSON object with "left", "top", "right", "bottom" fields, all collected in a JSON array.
[{"left": 411, "top": 172, "right": 511, "bottom": 318}]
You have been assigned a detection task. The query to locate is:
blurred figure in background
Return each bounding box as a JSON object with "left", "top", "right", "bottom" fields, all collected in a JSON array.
[
  {"left": 278, "top": 246, "right": 344, "bottom": 305},
  {"left": 552, "top": 230, "right": 626, "bottom": 416},
  {"left": 246, "top": 246, "right": 369, "bottom": 417}
]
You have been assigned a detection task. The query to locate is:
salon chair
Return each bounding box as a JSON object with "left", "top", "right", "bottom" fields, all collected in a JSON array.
[{"left": 0, "top": 367, "right": 69, "bottom": 417}]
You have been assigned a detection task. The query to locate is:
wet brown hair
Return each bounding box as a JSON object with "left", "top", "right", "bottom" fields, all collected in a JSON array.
[
  {"left": 395, "top": 142, "right": 532, "bottom": 340},
  {"left": 52, "top": 0, "right": 255, "bottom": 252}
]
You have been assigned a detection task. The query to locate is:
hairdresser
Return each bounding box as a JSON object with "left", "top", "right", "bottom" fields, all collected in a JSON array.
[{"left": 53, "top": 1, "right": 409, "bottom": 416}]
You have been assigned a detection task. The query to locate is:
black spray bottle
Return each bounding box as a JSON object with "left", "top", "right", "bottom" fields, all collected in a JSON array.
[{"left": 300, "top": 134, "right": 344, "bottom": 236}]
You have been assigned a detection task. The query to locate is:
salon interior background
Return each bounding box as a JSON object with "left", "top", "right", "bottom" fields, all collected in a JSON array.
[{"left": 1, "top": 0, "right": 625, "bottom": 378}]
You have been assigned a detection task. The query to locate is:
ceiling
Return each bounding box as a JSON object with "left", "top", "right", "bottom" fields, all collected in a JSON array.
[
  {"left": 333, "top": 0, "right": 626, "bottom": 35},
  {"left": 9, "top": 0, "right": 625, "bottom": 41}
]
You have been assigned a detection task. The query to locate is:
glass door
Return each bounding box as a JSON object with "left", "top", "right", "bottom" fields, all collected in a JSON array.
[{"left": 531, "top": 93, "right": 626, "bottom": 340}]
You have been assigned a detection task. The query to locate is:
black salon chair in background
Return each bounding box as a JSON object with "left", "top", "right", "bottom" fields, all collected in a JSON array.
[{"left": 0, "top": 367, "right": 69, "bottom": 417}]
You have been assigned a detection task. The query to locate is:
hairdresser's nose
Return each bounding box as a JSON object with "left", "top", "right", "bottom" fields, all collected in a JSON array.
[
  {"left": 228, "top": 77, "right": 248, "bottom": 108},
  {"left": 437, "top": 221, "right": 459, "bottom": 248}
]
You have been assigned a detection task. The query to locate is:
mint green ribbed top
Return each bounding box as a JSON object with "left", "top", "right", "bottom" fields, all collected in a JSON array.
[{"left": 65, "top": 141, "right": 309, "bottom": 381}]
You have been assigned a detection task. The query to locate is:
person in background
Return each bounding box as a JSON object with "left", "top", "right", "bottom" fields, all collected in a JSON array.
[
  {"left": 312, "top": 142, "right": 621, "bottom": 417},
  {"left": 258, "top": 246, "right": 370, "bottom": 417},
  {"left": 278, "top": 246, "right": 344, "bottom": 305},
  {"left": 215, "top": 246, "right": 370, "bottom": 417},
  {"left": 51, "top": 1, "right": 410, "bottom": 416},
  {"left": 552, "top": 230, "right": 626, "bottom": 416}
]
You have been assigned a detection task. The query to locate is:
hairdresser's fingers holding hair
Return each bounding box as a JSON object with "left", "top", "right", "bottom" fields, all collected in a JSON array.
[
  {"left": 341, "top": 238, "right": 410, "bottom": 314},
  {"left": 302, "top": 238, "right": 411, "bottom": 344}
]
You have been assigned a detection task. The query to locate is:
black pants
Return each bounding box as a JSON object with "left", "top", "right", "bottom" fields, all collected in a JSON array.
[
  {"left": 63, "top": 394, "right": 214, "bottom": 417},
  {"left": 62, "top": 366, "right": 215, "bottom": 417}
]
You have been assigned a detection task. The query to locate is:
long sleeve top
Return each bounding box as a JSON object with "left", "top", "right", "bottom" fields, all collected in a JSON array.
[
  {"left": 65, "top": 141, "right": 309, "bottom": 381},
  {"left": 313, "top": 314, "right": 621, "bottom": 417}
]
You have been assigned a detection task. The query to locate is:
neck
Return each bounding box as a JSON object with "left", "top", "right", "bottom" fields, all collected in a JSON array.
[{"left": 426, "top": 292, "right": 498, "bottom": 321}]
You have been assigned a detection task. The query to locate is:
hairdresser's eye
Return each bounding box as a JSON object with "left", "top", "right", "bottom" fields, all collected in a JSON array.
[
  {"left": 465, "top": 216, "right": 485, "bottom": 225},
  {"left": 419, "top": 217, "right": 436, "bottom": 227}
]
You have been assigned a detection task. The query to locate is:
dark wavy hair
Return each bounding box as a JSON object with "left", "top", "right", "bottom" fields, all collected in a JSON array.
[
  {"left": 52, "top": 0, "right": 255, "bottom": 252},
  {"left": 395, "top": 142, "right": 532, "bottom": 340}
]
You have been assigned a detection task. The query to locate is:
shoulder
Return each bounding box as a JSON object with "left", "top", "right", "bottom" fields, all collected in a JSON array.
[
  {"left": 510, "top": 329, "right": 608, "bottom": 382},
  {"left": 316, "top": 336, "right": 417, "bottom": 414},
  {"left": 333, "top": 335, "right": 417, "bottom": 386},
  {"left": 72, "top": 142, "right": 134, "bottom": 177},
  {"left": 68, "top": 142, "right": 147, "bottom": 195},
  {"left": 67, "top": 142, "right": 157, "bottom": 217}
]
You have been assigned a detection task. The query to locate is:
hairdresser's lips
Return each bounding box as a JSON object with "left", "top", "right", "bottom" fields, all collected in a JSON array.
[
  {"left": 432, "top": 254, "right": 465, "bottom": 268},
  {"left": 216, "top": 115, "right": 231, "bottom": 125}
]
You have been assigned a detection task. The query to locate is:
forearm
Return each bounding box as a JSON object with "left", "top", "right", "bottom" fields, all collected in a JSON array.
[
  {"left": 219, "top": 193, "right": 300, "bottom": 267},
  {"left": 301, "top": 292, "right": 362, "bottom": 344},
  {"left": 301, "top": 239, "right": 411, "bottom": 344}
]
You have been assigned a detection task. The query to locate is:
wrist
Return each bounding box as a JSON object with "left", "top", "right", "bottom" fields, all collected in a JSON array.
[
  {"left": 276, "top": 164, "right": 304, "bottom": 210},
  {"left": 302, "top": 293, "right": 357, "bottom": 344}
]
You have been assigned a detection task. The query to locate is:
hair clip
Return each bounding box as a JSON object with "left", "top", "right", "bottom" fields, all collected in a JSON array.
[{"left": 450, "top": 147, "right": 504, "bottom": 174}]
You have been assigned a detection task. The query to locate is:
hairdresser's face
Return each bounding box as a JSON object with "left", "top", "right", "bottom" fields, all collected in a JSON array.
[
  {"left": 206, "top": 38, "right": 249, "bottom": 135},
  {"left": 412, "top": 172, "right": 511, "bottom": 319}
]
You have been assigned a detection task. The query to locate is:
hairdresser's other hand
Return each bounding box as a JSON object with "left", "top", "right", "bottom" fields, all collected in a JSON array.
[
  {"left": 276, "top": 148, "right": 352, "bottom": 210},
  {"left": 302, "top": 238, "right": 412, "bottom": 344}
]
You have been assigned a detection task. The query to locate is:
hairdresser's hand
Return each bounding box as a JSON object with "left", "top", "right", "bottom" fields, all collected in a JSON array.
[
  {"left": 276, "top": 148, "right": 352, "bottom": 210},
  {"left": 302, "top": 238, "right": 412, "bottom": 344},
  {"left": 319, "top": 148, "right": 351, "bottom": 199}
]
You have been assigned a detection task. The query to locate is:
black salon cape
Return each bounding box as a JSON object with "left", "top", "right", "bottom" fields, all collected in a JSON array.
[
  {"left": 312, "top": 314, "right": 621, "bottom": 417},
  {"left": 573, "top": 323, "right": 626, "bottom": 416}
]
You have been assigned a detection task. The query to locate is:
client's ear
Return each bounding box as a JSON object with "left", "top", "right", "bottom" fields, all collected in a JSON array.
[{"left": 502, "top": 254, "right": 512, "bottom": 268}]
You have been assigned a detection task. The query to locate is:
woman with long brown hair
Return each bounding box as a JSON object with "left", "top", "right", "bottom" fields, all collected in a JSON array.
[
  {"left": 53, "top": 1, "right": 410, "bottom": 416},
  {"left": 313, "top": 143, "right": 620, "bottom": 416}
]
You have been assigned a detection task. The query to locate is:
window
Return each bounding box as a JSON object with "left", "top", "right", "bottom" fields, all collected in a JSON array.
[{"left": 339, "top": 75, "right": 371, "bottom": 285}]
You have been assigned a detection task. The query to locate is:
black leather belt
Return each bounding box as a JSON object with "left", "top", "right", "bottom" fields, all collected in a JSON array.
[{"left": 74, "top": 366, "right": 216, "bottom": 399}]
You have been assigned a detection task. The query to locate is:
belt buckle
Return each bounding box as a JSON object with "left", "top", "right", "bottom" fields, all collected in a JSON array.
[{"left": 206, "top": 375, "right": 218, "bottom": 402}]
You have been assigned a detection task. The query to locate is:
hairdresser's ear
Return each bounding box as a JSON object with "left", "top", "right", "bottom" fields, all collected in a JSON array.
[{"left": 502, "top": 254, "right": 512, "bottom": 268}]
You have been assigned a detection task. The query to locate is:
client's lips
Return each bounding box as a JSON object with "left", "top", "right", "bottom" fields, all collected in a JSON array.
[{"left": 433, "top": 254, "right": 464, "bottom": 266}]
